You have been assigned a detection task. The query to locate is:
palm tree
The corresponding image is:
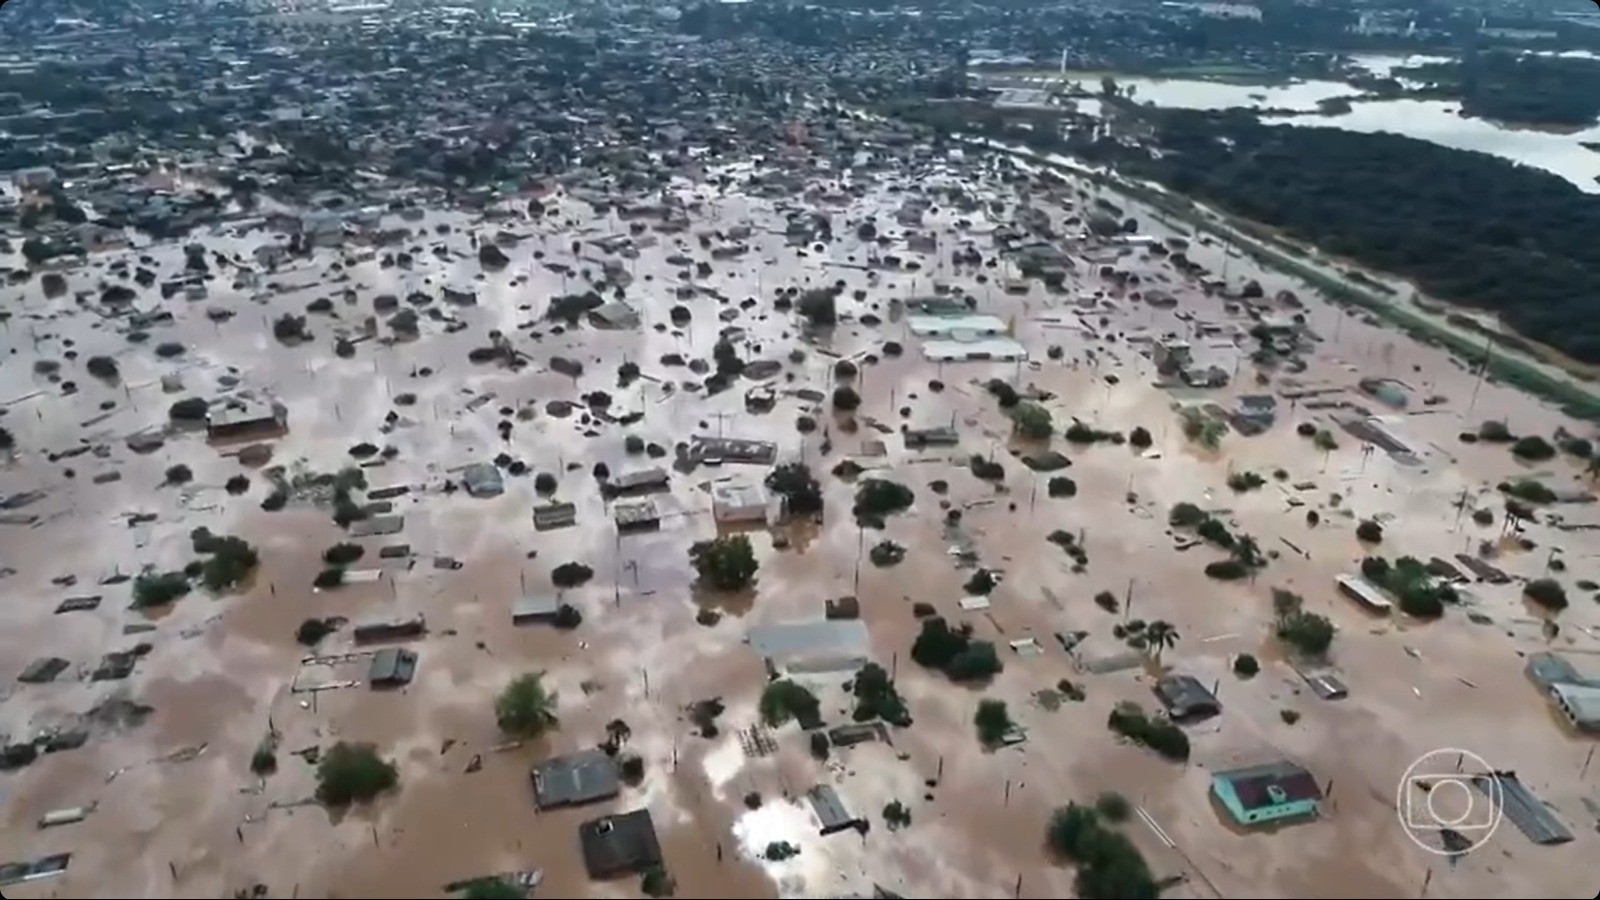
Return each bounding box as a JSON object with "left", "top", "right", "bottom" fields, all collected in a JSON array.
[
  {"left": 1144, "top": 620, "right": 1180, "bottom": 665},
  {"left": 495, "top": 671, "right": 559, "bottom": 739}
]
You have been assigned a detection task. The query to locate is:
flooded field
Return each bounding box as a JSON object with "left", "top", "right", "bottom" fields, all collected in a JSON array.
[{"left": 1, "top": 150, "right": 1598, "bottom": 900}]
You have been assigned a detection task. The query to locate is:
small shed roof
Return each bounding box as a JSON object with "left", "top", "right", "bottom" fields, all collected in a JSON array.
[
  {"left": 513, "top": 595, "right": 562, "bottom": 621},
  {"left": 533, "top": 502, "right": 577, "bottom": 530},
  {"left": 208, "top": 402, "right": 281, "bottom": 430},
  {"left": 610, "top": 467, "right": 669, "bottom": 491},
  {"left": 350, "top": 515, "right": 405, "bottom": 537},
  {"left": 368, "top": 647, "right": 417, "bottom": 685},
  {"left": 462, "top": 463, "right": 505, "bottom": 497},
  {"left": 1336, "top": 574, "right": 1393, "bottom": 612},
  {"left": 1154, "top": 674, "right": 1221, "bottom": 720},
  {"left": 589, "top": 300, "right": 641, "bottom": 328}
]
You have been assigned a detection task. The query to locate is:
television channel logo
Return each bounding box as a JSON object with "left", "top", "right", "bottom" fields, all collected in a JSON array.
[{"left": 1396, "top": 747, "right": 1504, "bottom": 855}]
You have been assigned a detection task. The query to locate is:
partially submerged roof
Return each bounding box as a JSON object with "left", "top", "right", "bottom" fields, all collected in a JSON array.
[
  {"left": 807, "top": 784, "right": 863, "bottom": 835},
  {"left": 1336, "top": 574, "right": 1392, "bottom": 613},
  {"left": 1525, "top": 652, "right": 1600, "bottom": 690},
  {"left": 687, "top": 436, "right": 777, "bottom": 465},
  {"left": 18, "top": 657, "right": 70, "bottom": 684},
  {"left": 513, "top": 595, "right": 562, "bottom": 621},
  {"left": 352, "top": 614, "right": 426, "bottom": 642},
  {"left": 711, "top": 480, "right": 767, "bottom": 511},
  {"left": 1213, "top": 761, "right": 1323, "bottom": 810},
  {"left": 462, "top": 463, "right": 505, "bottom": 497},
  {"left": 747, "top": 620, "right": 871, "bottom": 673},
  {"left": 531, "top": 748, "right": 620, "bottom": 809},
  {"left": 1301, "top": 670, "right": 1348, "bottom": 700},
  {"left": 1475, "top": 771, "right": 1573, "bottom": 845},
  {"left": 609, "top": 466, "right": 669, "bottom": 491},
  {"left": 1549, "top": 682, "right": 1600, "bottom": 727},
  {"left": 350, "top": 515, "right": 405, "bottom": 537},
  {"left": 1153, "top": 674, "right": 1220, "bottom": 720},
  {"left": 907, "top": 314, "right": 1006, "bottom": 337},
  {"left": 922, "top": 337, "right": 1027, "bottom": 362},
  {"left": 589, "top": 299, "right": 640, "bottom": 328},
  {"left": 904, "top": 426, "right": 959, "bottom": 447},
  {"left": 533, "top": 501, "right": 577, "bottom": 530},
  {"left": 613, "top": 499, "right": 660, "bottom": 528},
  {"left": 368, "top": 647, "right": 417, "bottom": 686},
  {"left": 207, "top": 401, "right": 283, "bottom": 430},
  {"left": 578, "top": 809, "right": 662, "bottom": 878}
]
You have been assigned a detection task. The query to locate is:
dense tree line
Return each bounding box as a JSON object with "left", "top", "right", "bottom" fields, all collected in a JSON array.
[
  {"left": 1080, "top": 109, "right": 1600, "bottom": 363},
  {"left": 1398, "top": 50, "right": 1600, "bottom": 126}
]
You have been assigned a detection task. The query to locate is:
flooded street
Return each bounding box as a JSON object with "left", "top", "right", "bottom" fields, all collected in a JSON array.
[{"left": 1, "top": 150, "right": 1598, "bottom": 900}]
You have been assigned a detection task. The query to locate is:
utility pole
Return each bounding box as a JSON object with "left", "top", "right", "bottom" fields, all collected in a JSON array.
[{"left": 1466, "top": 331, "right": 1495, "bottom": 417}]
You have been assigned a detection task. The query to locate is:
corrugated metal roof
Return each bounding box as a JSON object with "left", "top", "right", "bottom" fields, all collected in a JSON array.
[
  {"left": 1474, "top": 772, "right": 1573, "bottom": 845},
  {"left": 610, "top": 466, "right": 668, "bottom": 490},
  {"left": 1336, "top": 574, "right": 1393, "bottom": 612},
  {"left": 532, "top": 749, "right": 620, "bottom": 809},
  {"left": 1551, "top": 682, "right": 1600, "bottom": 726},
  {"left": 350, "top": 515, "right": 405, "bottom": 537},
  {"left": 807, "top": 784, "right": 860, "bottom": 835},
  {"left": 208, "top": 402, "right": 281, "bottom": 429},
  {"left": 922, "top": 337, "right": 1027, "bottom": 362},
  {"left": 907, "top": 314, "right": 1006, "bottom": 337},
  {"left": 513, "top": 595, "right": 561, "bottom": 620},
  {"left": 747, "top": 620, "right": 870, "bottom": 672},
  {"left": 1525, "top": 652, "right": 1583, "bottom": 689},
  {"left": 367, "top": 647, "right": 417, "bottom": 685}
]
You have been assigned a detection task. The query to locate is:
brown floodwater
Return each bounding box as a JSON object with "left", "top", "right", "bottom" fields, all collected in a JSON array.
[{"left": 1, "top": 154, "right": 1598, "bottom": 899}]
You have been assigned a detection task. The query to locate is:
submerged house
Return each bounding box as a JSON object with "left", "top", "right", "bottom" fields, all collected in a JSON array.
[
  {"left": 367, "top": 647, "right": 418, "bottom": 687},
  {"left": 578, "top": 809, "right": 662, "bottom": 878},
  {"left": 1548, "top": 683, "right": 1600, "bottom": 733},
  {"left": 903, "top": 426, "right": 959, "bottom": 449},
  {"left": 711, "top": 481, "right": 770, "bottom": 523},
  {"left": 461, "top": 463, "right": 505, "bottom": 498},
  {"left": 533, "top": 501, "right": 578, "bottom": 531},
  {"left": 1211, "top": 761, "right": 1323, "bottom": 826},
  {"left": 206, "top": 401, "right": 286, "bottom": 440},
  {"left": 1153, "top": 674, "right": 1221, "bottom": 722},
  {"left": 531, "top": 748, "right": 620, "bottom": 809},
  {"left": 512, "top": 594, "right": 562, "bottom": 626}
]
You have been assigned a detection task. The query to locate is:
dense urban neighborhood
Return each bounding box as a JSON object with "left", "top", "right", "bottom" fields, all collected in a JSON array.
[{"left": 4, "top": 0, "right": 1600, "bottom": 898}]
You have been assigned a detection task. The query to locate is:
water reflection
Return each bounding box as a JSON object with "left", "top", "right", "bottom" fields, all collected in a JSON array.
[
  {"left": 1272, "top": 99, "right": 1600, "bottom": 193},
  {"left": 1094, "top": 60, "right": 1600, "bottom": 192},
  {"left": 1088, "top": 74, "right": 1353, "bottom": 112}
]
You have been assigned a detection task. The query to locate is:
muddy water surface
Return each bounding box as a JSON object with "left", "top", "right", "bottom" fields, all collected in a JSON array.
[{"left": 1, "top": 155, "right": 1598, "bottom": 900}]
